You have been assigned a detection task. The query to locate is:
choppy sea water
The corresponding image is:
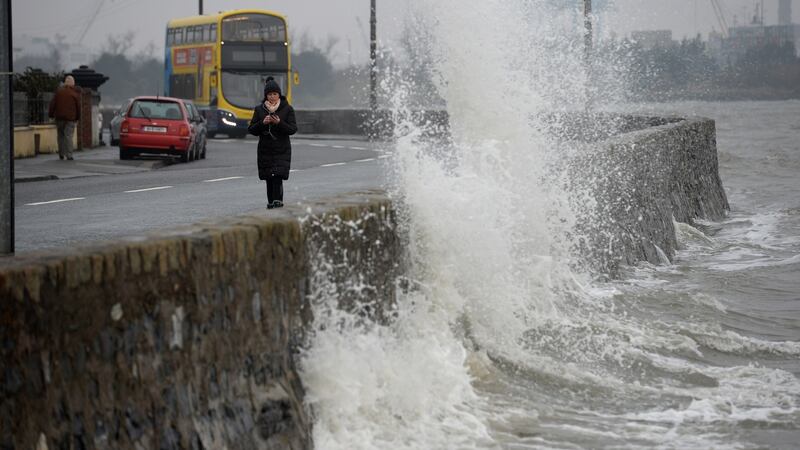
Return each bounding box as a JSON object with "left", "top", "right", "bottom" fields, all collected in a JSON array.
[
  {"left": 469, "top": 100, "right": 800, "bottom": 449},
  {"left": 297, "top": 0, "right": 800, "bottom": 446}
]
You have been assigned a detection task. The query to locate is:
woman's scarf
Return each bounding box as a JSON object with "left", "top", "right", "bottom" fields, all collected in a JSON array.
[{"left": 265, "top": 98, "right": 280, "bottom": 114}]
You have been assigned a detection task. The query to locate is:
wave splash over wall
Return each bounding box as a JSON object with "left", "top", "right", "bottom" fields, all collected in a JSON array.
[{"left": 299, "top": 1, "right": 800, "bottom": 448}]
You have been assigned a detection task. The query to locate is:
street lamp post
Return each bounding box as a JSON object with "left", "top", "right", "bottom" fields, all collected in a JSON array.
[
  {"left": 583, "top": 0, "right": 592, "bottom": 61},
  {"left": 583, "top": 0, "right": 593, "bottom": 111},
  {"left": 0, "top": 0, "right": 14, "bottom": 254},
  {"left": 369, "top": 0, "right": 377, "bottom": 116},
  {"left": 199, "top": 0, "right": 203, "bottom": 15}
]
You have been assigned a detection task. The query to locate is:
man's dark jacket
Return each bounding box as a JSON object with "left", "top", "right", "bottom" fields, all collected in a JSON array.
[
  {"left": 48, "top": 86, "right": 81, "bottom": 121},
  {"left": 247, "top": 97, "right": 297, "bottom": 180}
]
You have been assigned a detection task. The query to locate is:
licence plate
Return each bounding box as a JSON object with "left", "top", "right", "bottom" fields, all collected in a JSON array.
[{"left": 143, "top": 126, "right": 167, "bottom": 133}]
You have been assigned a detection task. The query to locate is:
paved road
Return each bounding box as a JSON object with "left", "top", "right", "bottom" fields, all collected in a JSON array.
[{"left": 14, "top": 136, "right": 388, "bottom": 253}]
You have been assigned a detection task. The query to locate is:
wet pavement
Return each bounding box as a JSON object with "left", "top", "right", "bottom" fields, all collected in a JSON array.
[{"left": 14, "top": 146, "right": 171, "bottom": 182}]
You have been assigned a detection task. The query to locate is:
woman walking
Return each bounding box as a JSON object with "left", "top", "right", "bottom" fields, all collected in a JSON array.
[{"left": 248, "top": 77, "right": 298, "bottom": 209}]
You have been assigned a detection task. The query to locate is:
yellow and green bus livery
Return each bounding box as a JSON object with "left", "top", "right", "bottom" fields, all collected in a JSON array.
[{"left": 165, "top": 9, "right": 293, "bottom": 138}]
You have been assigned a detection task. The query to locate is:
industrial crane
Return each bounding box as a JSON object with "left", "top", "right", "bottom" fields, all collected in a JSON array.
[
  {"left": 76, "top": 0, "right": 106, "bottom": 45},
  {"left": 710, "top": 0, "right": 730, "bottom": 38}
]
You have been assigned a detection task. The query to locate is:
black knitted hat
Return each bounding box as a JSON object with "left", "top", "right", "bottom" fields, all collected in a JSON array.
[{"left": 264, "top": 77, "right": 281, "bottom": 95}]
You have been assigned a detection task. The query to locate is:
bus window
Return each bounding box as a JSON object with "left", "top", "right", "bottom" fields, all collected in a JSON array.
[
  {"left": 174, "top": 27, "right": 184, "bottom": 45},
  {"left": 222, "top": 14, "right": 286, "bottom": 42},
  {"left": 166, "top": 28, "right": 173, "bottom": 46},
  {"left": 210, "top": 24, "right": 217, "bottom": 43}
]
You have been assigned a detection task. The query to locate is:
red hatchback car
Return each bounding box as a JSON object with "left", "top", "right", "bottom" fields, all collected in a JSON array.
[{"left": 119, "top": 96, "right": 205, "bottom": 163}]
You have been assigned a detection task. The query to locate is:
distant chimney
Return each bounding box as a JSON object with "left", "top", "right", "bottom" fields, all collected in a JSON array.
[{"left": 779, "top": 0, "right": 792, "bottom": 25}]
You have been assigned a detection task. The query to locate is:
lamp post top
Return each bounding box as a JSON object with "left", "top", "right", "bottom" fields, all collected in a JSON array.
[{"left": 68, "top": 65, "right": 109, "bottom": 91}]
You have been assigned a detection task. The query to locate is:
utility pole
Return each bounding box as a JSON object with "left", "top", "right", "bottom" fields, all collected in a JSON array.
[
  {"left": 199, "top": 0, "right": 203, "bottom": 15},
  {"left": 583, "top": 0, "right": 592, "bottom": 61},
  {"left": 583, "top": 0, "right": 593, "bottom": 111},
  {"left": 369, "top": 0, "right": 377, "bottom": 117},
  {"left": 1, "top": 0, "right": 14, "bottom": 254}
]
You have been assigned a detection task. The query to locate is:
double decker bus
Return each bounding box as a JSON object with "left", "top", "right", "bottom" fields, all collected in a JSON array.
[{"left": 165, "top": 9, "right": 295, "bottom": 138}]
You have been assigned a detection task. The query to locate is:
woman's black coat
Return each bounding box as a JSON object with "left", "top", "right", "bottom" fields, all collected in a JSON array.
[{"left": 248, "top": 97, "right": 297, "bottom": 180}]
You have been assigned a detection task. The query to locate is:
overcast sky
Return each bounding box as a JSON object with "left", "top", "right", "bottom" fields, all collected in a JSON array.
[{"left": 12, "top": 0, "right": 800, "bottom": 66}]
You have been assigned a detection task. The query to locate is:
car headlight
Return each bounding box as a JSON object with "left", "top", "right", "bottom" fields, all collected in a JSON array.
[{"left": 217, "top": 109, "right": 237, "bottom": 127}]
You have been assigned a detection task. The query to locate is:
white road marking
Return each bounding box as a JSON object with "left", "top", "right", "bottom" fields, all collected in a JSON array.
[
  {"left": 26, "top": 197, "right": 85, "bottom": 206},
  {"left": 349, "top": 146, "right": 368, "bottom": 150},
  {"left": 290, "top": 169, "right": 300, "bottom": 173},
  {"left": 308, "top": 143, "right": 327, "bottom": 147},
  {"left": 320, "top": 162, "right": 346, "bottom": 167},
  {"left": 355, "top": 158, "right": 375, "bottom": 162},
  {"left": 203, "top": 176, "right": 244, "bottom": 183},
  {"left": 378, "top": 155, "right": 391, "bottom": 159},
  {"left": 331, "top": 145, "right": 345, "bottom": 149},
  {"left": 125, "top": 186, "right": 173, "bottom": 193}
]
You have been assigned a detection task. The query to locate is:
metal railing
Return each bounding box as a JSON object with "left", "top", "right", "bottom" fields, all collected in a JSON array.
[{"left": 12, "top": 92, "right": 54, "bottom": 127}]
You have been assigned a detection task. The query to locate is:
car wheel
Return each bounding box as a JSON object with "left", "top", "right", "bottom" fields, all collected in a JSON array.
[
  {"left": 189, "top": 145, "right": 196, "bottom": 162},
  {"left": 119, "top": 147, "right": 131, "bottom": 160},
  {"left": 180, "top": 149, "right": 190, "bottom": 163},
  {"left": 235, "top": 132, "right": 247, "bottom": 139},
  {"left": 207, "top": 131, "right": 216, "bottom": 139},
  {"left": 201, "top": 141, "right": 207, "bottom": 159}
]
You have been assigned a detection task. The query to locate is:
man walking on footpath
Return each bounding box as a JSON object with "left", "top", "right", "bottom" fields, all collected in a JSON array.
[{"left": 48, "top": 75, "right": 81, "bottom": 160}]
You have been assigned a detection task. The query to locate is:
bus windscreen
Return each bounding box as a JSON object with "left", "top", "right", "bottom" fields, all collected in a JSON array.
[{"left": 221, "top": 72, "right": 286, "bottom": 110}]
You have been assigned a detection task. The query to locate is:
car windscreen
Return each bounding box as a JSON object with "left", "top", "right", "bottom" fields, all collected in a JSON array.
[
  {"left": 186, "top": 103, "right": 201, "bottom": 120},
  {"left": 129, "top": 100, "right": 184, "bottom": 120},
  {"left": 118, "top": 99, "right": 132, "bottom": 116}
]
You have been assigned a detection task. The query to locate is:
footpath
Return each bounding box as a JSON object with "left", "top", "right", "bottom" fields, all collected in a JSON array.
[{"left": 14, "top": 146, "right": 170, "bottom": 183}]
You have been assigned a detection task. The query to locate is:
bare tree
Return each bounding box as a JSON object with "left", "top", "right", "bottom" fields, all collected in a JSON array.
[{"left": 102, "top": 31, "right": 135, "bottom": 55}]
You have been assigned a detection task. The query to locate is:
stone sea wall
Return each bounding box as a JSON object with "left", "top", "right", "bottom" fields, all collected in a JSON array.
[
  {"left": 0, "top": 192, "right": 398, "bottom": 450},
  {"left": 561, "top": 116, "right": 729, "bottom": 276}
]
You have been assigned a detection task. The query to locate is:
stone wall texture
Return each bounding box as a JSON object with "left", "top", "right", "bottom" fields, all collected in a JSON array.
[
  {"left": 0, "top": 192, "right": 398, "bottom": 450},
  {"left": 560, "top": 116, "right": 729, "bottom": 276}
]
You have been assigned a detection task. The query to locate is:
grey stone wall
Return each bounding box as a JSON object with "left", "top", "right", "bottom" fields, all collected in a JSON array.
[
  {"left": 562, "top": 116, "right": 729, "bottom": 276},
  {"left": 0, "top": 191, "right": 397, "bottom": 450},
  {"left": 295, "top": 109, "right": 449, "bottom": 138}
]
